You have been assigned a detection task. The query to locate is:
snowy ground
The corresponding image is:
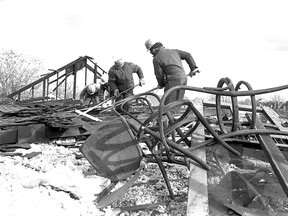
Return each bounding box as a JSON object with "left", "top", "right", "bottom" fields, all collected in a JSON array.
[
  {"left": 0, "top": 143, "right": 110, "bottom": 216},
  {"left": 2, "top": 140, "right": 288, "bottom": 216},
  {"left": 0, "top": 143, "right": 189, "bottom": 216}
]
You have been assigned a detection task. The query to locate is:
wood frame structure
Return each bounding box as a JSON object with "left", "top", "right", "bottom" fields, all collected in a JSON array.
[{"left": 7, "top": 56, "right": 107, "bottom": 102}]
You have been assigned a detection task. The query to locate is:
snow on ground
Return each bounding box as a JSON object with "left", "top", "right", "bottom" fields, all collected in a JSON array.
[{"left": 0, "top": 143, "right": 111, "bottom": 216}]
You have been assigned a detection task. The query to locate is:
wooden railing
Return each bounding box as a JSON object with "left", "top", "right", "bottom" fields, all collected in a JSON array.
[{"left": 7, "top": 55, "right": 107, "bottom": 102}]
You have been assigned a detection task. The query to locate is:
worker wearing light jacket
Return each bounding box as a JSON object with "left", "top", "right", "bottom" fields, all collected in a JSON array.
[
  {"left": 108, "top": 57, "right": 145, "bottom": 103},
  {"left": 145, "top": 39, "right": 199, "bottom": 104}
]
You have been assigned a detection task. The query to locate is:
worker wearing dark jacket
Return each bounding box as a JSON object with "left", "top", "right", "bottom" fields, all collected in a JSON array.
[
  {"left": 79, "top": 83, "right": 103, "bottom": 106},
  {"left": 108, "top": 57, "right": 145, "bottom": 102},
  {"left": 145, "top": 39, "right": 199, "bottom": 104}
]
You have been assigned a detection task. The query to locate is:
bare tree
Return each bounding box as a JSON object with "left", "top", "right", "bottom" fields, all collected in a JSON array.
[
  {"left": 270, "top": 93, "right": 285, "bottom": 103},
  {"left": 0, "top": 49, "right": 43, "bottom": 97}
]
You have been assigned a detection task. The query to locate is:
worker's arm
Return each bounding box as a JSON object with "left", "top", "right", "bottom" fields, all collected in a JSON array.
[
  {"left": 79, "top": 86, "right": 87, "bottom": 104},
  {"left": 108, "top": 70, "right": 118, "bottom": 91},
  {"left": 176, "top": 49, "right": 198, "bottom": 71}
]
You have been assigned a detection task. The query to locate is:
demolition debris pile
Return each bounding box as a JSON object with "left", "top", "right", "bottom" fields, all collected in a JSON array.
[
  {"left": 2, "top": 139, "right": 288, "bottom": 215},
  {"left": 3, "top": 75, "right": 288, "bottom": 215}
]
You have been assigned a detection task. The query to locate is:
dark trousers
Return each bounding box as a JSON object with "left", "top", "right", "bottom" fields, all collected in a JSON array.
[
  {"left": 115, "top": 90, "right": 134, "bottom": 112},
  {"left": 164, "top": 76, "right": 187, "bottom": 105}
]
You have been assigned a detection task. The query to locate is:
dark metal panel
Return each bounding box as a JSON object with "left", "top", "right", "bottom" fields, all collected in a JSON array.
[
  {"left": 0, "top": 128, "right": 18, "bottom": 144},
  {"left": 247, "top": 113, "right": 288, "bottom": 197},
  {"left": 18, "top": 124, "right": 48, "bottom": 144}
]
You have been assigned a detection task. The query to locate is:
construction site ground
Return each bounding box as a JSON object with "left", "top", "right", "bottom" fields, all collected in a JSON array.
[
  {"left": 2, "top": 55, "right": 288, "bottom": 215},
  {"left": 1, "top": 138, "right": 288, "bottom": 216},
  {"left": 1, "top": 98, "right": 288, "bottom": 215}
]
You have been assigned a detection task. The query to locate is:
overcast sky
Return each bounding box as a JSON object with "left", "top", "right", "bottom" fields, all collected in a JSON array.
[{"left": 1, "top": 0, "right": 288, "bottom": 100}]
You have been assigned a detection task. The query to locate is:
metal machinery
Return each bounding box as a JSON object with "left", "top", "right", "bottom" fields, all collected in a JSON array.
[{"left": 80, "top": 77, "right": 288, "bottom": 207}]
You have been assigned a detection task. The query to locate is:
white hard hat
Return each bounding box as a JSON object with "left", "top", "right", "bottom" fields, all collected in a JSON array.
[
  {"left": 87, "top": 84, "right": 98, "bottom": 95},
  {"left": 115, "top": 58, "right": 124, "bottom": 65},
  {"left": 112, "top": 55, "right": 124, "bottom": 68},
  {"left": 145, "top": 38, "right": 156, "bottom": 51},
  {"left": 112, "top": 55, "right": 123, "bottom": 62}
]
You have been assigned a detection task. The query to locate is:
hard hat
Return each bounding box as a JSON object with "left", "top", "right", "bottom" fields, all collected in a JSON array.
[
  {"left": 112, "top": 55, "right": 123, "bottom": 62},
  {"left": 113, "top": 55, "right": 124, "bottom": 68},
  {"left": 145, "top": 38, "right": 156, "bottom": 50},
  {"left": 115, "top": 58, "right": 124, "bottom": 65},
  {"left": 87, "top": 84, "right": 97, "bottom": 95},
  {"left": 100, "top": 73, "right": 108, "bottom": 84}
]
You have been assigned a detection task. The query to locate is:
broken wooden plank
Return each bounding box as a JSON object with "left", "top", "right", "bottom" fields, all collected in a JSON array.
[
  {"left": 0, "top": 143, "right": 31, "bottom": 152},
  {"left": 246, "top": 113, "right": 288, "bottom": 197},
  {"left": 187, "top": 99, "right": 209, "bottom": 216},
  {"left": 0, "top": 104, "right": 27, "bottom": 113},
  {"left": 75, "top": 110, "right": 101, "bottom": 122},
  {"left": 262, "top": 106, "right": 288, "bottom": 132}
]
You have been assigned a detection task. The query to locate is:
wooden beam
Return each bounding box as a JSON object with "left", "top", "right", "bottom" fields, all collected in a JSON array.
[
  {"left": 86, "top": 64, "right": 102, "bottom": 77},
  {"left": 94, "top": 63, "right": 97, "bottom": 83},
  {"left": 48, "top": 70, "right": 73, "bottom": 85},
  {"left": 85, "top": 59, "right": 88, "bottom": 86},
  {"left": 88, "top": 58, "right": 108, "bottom": 74},
  {"left": 73, "top": 65, "right": 77, "bottom": 99},
  {"left": 75, "top": 110, "right": 101, "bottom": 122},
  {"left": 7, "top": 56, "right": 90, "bottom": 98},
  {"left": 42, "top": 79, "right": 46, "bottom": 99},
  {"left": 187, "top": 99, "right": 209, "bottom": 216},
  {"left": 56, "top": 70, "right": 59, "bottom": 100},
  {"left": 64, "top": 69, "right": 68, "bottom": 100},
  {"left": 262, "top": 106, "right": 288, "bottom": 132}
]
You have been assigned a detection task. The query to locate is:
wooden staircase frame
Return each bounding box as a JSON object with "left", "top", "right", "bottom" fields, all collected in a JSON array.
[{"left": 7, "top": 55, "right": 106, "bottom": 103}]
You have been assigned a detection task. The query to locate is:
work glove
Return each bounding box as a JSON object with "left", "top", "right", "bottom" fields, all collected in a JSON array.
[
  {"left": 139, "top": 78, "right": 145, "bottom": 86},
  {"left": 100, "top": 77, "right": 107, "bottom": 84},
  {"left": 114, "top": 89, "right": 120, "bottom": 97},
  {"left": 188, "top": 68, "right": 200, "bottom": 77}
]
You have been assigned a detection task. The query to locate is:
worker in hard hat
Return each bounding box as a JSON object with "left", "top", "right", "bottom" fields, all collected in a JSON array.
[
  {"left": 108, "top": 57, "right": 145, "bottom": 110},
  {"left": 99, "top": 73, "right": 111, "bottom": 100},
  {"left": 145, "top": 39, "right": 200, "bottom": 105},
  {"left": 79, "top": 83, "right": 103, "bottom": 106}
]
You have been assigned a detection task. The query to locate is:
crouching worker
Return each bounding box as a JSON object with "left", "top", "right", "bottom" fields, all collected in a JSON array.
[{"left": 79, "top": 83, "right": 103, "bottom": 106}]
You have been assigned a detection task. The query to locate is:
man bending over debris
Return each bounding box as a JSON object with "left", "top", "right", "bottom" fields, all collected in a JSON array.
[
  {"left": 108, "top": 57, "right": 145, "bottom": 109},
  {"left": 79, "top": 83, "right": 104, "bottom": 106}
]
